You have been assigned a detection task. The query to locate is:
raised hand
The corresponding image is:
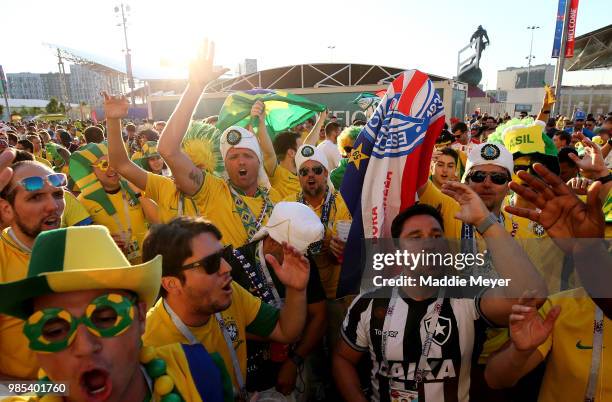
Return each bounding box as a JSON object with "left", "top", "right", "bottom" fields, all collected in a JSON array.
[
  {"left": 506, "top": 163, "right": 605, "bottom": 240},
  {"left": 0, "top": 148, "right": 16, "bottom": 193},
  {"left": 509, "top": 292, "right": 560, "bottom": 352},
  {"left": 250, "top": 100, "right": 265, "bottom": 118},
  {"left": 568, "top": 138, "right": 608, "bottom": 179},
  {"left": 189, "top": 39, "right": 229, "bottom": 92},
  {"left": 101, "top": 91, "right": 129, "bottom": 120},
  {"left": 265, "top": 242, "right": 310, "bottom": 291},
  {"left": 567, "top": 177, "right": 592, "bottom": 196},
  {"left": 440, "top": 181, "right": 489, "bottom": 226}
]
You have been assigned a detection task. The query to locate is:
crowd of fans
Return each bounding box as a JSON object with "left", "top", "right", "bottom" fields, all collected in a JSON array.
[{"left": 0, "top": 41, "right": 610, "bottom": 402}]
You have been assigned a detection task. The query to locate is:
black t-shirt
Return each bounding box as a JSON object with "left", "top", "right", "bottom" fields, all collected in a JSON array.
[{"left": 228, "top": 240, "right": 326, "bottom": 392}]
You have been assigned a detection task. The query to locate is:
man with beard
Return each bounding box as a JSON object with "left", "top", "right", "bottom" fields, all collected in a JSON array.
[
  {"left": 0, "top": 152, "right": 66, "bottom": 380},
  {"left": 333, "top": 191, "right": 546, "bottom": 402},
  {"left": 0, "top": 225, "right": 231, "bottom": 402},
  {"left": 141, "top": 216, "right": 310, "bottom": 399},
  {"left": 285, "top": 144, "right": 351, "bottom": 300},
  {"left": 158, "top": 40, "right": 280, "bottom": 247}
]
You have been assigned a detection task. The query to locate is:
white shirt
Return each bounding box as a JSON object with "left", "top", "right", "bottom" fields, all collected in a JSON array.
[{"left": 317, "top": 139, "right": 342, "bottom": 170}]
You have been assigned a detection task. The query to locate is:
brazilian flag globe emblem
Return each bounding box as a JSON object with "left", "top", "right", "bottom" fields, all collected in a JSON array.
[
  {"left": 301, "top": 146, "right": 315, "bottom": 157},
  {"left": 227, "top": 130, "right": 242, "bottom": 146}
]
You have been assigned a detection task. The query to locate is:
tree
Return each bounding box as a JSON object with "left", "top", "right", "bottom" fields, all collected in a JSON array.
[
  {"left": 46, "top": 97, "right": 59, "bottom": 113},
  {"left": 0, "top": 104, "right": 3, "bottom": 117},
  {"left": 31, "top": 106, "right": 43, "bottom": 115},
  {"left": 19, "top": 106, "right": 31, "bottom": 116},
  {"left": 58, "top": 102, "right": 66, "bottom": 113}
]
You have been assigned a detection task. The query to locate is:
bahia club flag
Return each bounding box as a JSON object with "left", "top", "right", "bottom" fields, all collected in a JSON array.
[
  {"left": 337, "top": 70, "right": 445, "bottom": 297},
  {"left": 216, "top": 89, "right": 325, "bottom": 140}
]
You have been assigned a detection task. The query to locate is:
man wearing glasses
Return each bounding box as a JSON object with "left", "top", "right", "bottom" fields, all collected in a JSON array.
[
  {"left": 0, "top": 154, "right": 66, "bottom": 381},
  {"left": 141, "top": 216, "right": 310, "bottom": 401}
]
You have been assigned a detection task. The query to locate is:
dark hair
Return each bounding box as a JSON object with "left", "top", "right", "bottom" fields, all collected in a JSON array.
[
  {"left": 84, "top": 126, "right": 105, "bottom": 144},
  {"left": 273, "top": 132, "right": 301, "bottom": 160},
  {"left": 391, "top": 204, "right": 444, "bottom": 238},
  {"left": 13, "top": 150, "right": 35, "bottom": 162},
  {"left": 57, "top": 130, "right": 72, "bottom": 148},
  {"left": 17, "top": 139, "right": 34, "bottom": 153},
  {"left": 553, "top": 131, "right": 572, "bottom": 146},
  {"left": 7, "top": 133, "right": 18, "bottom": 144},
  {"left": 437, "top": 147, "right": 459, "bottom": 164},
  {"left": 451, "top": 122, "right": 468, "bottom": 134},
  {"left": 325, "top": 122, "right": 340, "bottom": 136},
  {"left": 557, "top": 147, "right": 578, "bottom": 167},
  {"left": 139, "top": 129, "right": 159, "bottom": 142},
  {"left": 142, "top": 217, "right": 222, "bottom": 298},
  {"left": 436, "top": 130, "right": 454, "bottom": 145},
  {"left": 305, "top": 118, "right": 315, "bottom": 125}
]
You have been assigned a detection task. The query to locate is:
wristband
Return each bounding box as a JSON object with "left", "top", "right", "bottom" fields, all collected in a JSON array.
[
  {"left": 475, "top": 213, "right": 498, "bottom": 235},
  {"left": 595, "top": 173, "right": 612, "bottom": 185},
  {"left": 288, "top": 351, "right": 304, "bottom": 366}
]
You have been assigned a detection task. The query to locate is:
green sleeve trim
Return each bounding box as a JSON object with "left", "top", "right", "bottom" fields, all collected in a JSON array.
[{"left": 245, "top": 302, "right": 280, "bottom": 337}]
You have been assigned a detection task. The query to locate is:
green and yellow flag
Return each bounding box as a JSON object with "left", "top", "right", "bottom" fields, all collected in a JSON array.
[{"left": 216, "top": 89, "right": 325, "bottom": 140}]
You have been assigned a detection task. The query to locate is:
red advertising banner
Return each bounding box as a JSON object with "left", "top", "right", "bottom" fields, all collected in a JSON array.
[{"left": 565, "top": 0, "right": 579, "bottom": 58}]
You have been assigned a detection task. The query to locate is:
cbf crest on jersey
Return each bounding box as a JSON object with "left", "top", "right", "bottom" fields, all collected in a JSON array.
[{"left": 338, "top": 70, "right": 445, "bottom": 297}]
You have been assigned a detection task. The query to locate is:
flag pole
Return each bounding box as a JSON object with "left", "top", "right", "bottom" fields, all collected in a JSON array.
[{"left": 552, "top": 0, "right": 571, "bottom": 116}]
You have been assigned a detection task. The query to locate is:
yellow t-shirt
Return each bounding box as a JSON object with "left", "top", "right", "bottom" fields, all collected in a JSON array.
[
  {"left": 34, "top": 156, "right": 52, "bottom": 168},
  {"left": 60, "top": 190, "right": 92, "bottom": 227},
  {"left": 0, "top": 229, "right": 37, "bottom": 379},
  {"left": 536, "top": 287, "right": 612, "bottom": 402},
  {"left": 77, "top": 189, "right": 148, "bottom": 263},
  {"left": 145, "top": 172, "right": 198, "bottom": 223},
  {"left": 270, "top": 165, "right": 301, "bottom": 199},
  {"left": 1, "top": 343, "right": 229, "bottom": 402},
  {"left": 131, "top": 151, "right": 143, "bottom": 161},
  {"left": 143, "top": 282, "right": 279, "bottom": 389},
  {"left": 283, "top": 190, "right": 352, "bottom": 299},
  {"left": 192, "top": 173, "right": 281, "bottom": 248}
]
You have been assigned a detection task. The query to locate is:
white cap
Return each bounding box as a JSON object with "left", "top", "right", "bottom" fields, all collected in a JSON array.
[
  {"left": 294, "top": 144, "right": 334, "bottom": 191},
  {"left": 251, "top": 201, "right": 324, "bottom": 254},
  {"left": 220, "top": 126, "right": 270, "bottom": 189},
  {"left": 461, "top": 142, "right": 514, "bottom": 182}
]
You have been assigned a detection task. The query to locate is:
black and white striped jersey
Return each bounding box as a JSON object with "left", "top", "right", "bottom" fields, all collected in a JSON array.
[{"left": 341, "top": 287, "right": 490, "bottom": 402}]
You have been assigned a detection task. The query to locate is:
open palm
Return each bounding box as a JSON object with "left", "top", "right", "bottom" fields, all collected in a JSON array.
[
  {"left": 506, "top": 163, "right": 604, "bottom": 240},
  {"left": 510, "top": 294, "right": 560, "bottom": 352},
  {"left": 189, "top": 39, "right": 229, "bottom": 91},
  {"left": 265, "top": 242, "right": 310, "bottom": 291},
  {"left": 441, "top": 181, "right": 489, "bottom": 226}
]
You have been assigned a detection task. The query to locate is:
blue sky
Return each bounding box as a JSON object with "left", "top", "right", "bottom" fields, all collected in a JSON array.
[{"left": 2, "top": 0, "right": 610, "bottom": 89}]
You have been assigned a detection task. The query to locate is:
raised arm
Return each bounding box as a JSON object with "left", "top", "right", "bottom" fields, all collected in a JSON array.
[
  {"left": 303, "top": 110, "right": 328, "bottom": 146},
  {"left": 103, "top": 92, "right": 148, "bottom": 190},
  {"left": 441, "top": 182, "right": 548, "bottom": 326},
  {"left": 250, "top": 100, "right": 277, "bottom": 177},
  {"left": 158, "top": 40, "right": 228, "bottom": 196}
]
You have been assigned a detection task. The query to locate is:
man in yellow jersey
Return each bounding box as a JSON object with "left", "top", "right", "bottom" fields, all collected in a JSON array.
[
  {"left": 70, "top": 143, "right": 147, "bottom": 263},
  {"left": 158, "top": 41, "right": 280, "bottom": 247},
  {"left": 486, "top": 163, "right": 611, "bottom": 402},
  {"left": 142, "top": 216, "right": 310, "bottom": 399},
  {"left": 269, "top": 132, "right": 303, "bottom": 198},
  {"left": 0, "top": 152, "right": 65, "bottom": 380},
  {"left": 103, "top": 92, "right": 199, "bottom": 223},
  {"left": 285, "top": 144, "right": 351, "bottom": 300},
  {"left": 0, "top": 225, "right": 232, "bottom": 402}
]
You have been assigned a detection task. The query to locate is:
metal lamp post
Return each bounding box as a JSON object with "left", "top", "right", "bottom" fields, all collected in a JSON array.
[
  {"left": 114, "top": 3, "right": 136, "bottom": 106},
  {"left": 525, "top": 26, "right": 540, "bottom": 88}
]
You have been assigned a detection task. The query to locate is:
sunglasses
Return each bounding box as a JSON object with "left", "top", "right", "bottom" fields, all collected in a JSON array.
[
  {"left": 24, "top": 293, "right": 135, "bottom": 353},
  {"left": 91, "top": 159, "right": 110, "bottom": 172},
  {"left": 181, "top": 245, "right": 233, "bottom": 275},
  {"left": 299, "top": 166, "right": 324, "bottom": 177},
  {"left": 467, "top": 171, "right": 510, "bottom": 185},
  {"left": 13, "top": 173, "right": 67, "bottom": 192}
]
